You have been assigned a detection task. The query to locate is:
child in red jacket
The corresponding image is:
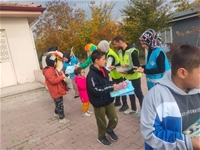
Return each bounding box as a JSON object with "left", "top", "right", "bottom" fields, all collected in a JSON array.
[
  {"left": 74, "top": 67, "right": 92, "bottom": 117},
  {"left": 43, "top": 54, "right": 69, "bottom": 124}
]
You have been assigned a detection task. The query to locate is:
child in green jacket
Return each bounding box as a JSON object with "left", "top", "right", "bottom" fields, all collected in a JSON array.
[{"left": 76, "top": 43, "right": 97, "bottom": 69}]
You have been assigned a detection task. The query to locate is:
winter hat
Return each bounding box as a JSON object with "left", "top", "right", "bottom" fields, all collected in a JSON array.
[
  {"left": 84, "top": 43, "right": 97, "bottom": 51},
  {"left": 97, "top": 40, "right": 110, "bottom": 53},
  {"left": 45, "top": 54, "right": 57, "bottom": 67},
  {"left": 63, "top": 52, "right": 71, "bottom": 63}
]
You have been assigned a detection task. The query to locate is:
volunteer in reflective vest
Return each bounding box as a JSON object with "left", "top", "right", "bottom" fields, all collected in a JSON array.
[
  {"left": 137, "top": 29, "right": 170, "bottom": 90},
  {"left": 113, "top": 35, "right": 144, "bottom": 115},
  {"left": 98, "top": 40, "right": 129, "bottom": 112}
]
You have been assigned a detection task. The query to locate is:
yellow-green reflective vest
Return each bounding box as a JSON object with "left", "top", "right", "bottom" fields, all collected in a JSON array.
[
  {"left": 107, "top": 49, "right": 122, "bottom": 79},
  {"left": 118, "top": 48, "right": 142, "bottom": 80}
]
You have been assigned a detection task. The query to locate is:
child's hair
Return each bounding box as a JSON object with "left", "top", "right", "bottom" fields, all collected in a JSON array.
[
  {"left": 91, "top": 50, "right": 106, "bottom": 63},
  {"left": 74, "top": 67, "right": 83, "bottom": 76},
  {"left": 63, "top": 52, "right": 71, "bottom": 63},
  {"left": 171, "top": 44, "right": 200, "bottom": 75},
  {"left": 45, "top": 54, "right": 57, "bottom": 67},
  {"left": 113, "top": 35, "right": 125, "bottom": 42}
]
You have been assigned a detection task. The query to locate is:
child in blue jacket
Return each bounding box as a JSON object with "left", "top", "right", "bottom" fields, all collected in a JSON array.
[
  {"left": 63, "top": 52, "right": 79, "bottom": 98},
  {"left": 141, "top": 44, "right": 200, "bottom": 150}
]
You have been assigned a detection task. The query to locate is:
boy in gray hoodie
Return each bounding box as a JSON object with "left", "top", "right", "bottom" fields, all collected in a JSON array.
[{"left": 141, "top": 44, "right": 200, "bottom": 150}]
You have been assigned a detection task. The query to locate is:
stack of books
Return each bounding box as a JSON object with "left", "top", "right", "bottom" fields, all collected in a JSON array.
[{"left": 110, "top": 80, "right": 134, "bottom": 97}]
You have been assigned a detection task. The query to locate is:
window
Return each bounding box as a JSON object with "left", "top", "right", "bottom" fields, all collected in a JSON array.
[{"left": 159, "top": 27, "right": 172, "bottom": 43}]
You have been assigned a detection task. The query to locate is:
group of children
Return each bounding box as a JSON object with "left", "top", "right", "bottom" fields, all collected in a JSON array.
[{"left": 42, "top": 31, "right": 200, "bottom": 149}]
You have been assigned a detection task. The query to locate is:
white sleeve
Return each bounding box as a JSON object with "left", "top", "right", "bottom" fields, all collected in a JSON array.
[{"left": 105, "top": 57, "right": 113, "bottom": 71}]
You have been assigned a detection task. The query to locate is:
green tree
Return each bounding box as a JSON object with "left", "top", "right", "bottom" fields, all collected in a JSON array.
[
  {"left": 121, "top": 0, "right": 173, "bottom": 45},
  {"left": 171, "top": 0, "right": 200, "bottom": 12},
  {"left": 33, "top": 0, "right": 86, "bottom": 59},
  {"left": 78, "top": 1, "right": 124, "bottom": 45},
  {"left": 33, "top": 0, "right": 124, "bottom": 61}
]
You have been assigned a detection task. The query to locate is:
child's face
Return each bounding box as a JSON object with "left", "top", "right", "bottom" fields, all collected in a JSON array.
[
  {"left": 95, "top": 55, "right": 106, "bottom": 68},
  {"left": 63, "top": 57, "right": 68, "bottom": 62},
  {"left": 79, "top": 69, "right": 85, "bottom": 77},
  {"left": 184, "top": 65, "right": 200, "bottom": 89}
]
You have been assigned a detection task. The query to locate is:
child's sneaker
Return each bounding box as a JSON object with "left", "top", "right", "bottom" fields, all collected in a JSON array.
[
  {"left": 59, "top": 118, "right": 70, "bottom": 124},
  {"left": 97, "top": 136, "right": 112, "bottom": 146},
  {"left": 87, "top": 110, "right": 93, "bottom": 114},
  {"left": 82, "top": 112, "right": 91, "bottom": 117},
  {"left": 106, "top": 129, "right": 118, "bottom": 141},
  {"left": 53, "top": 113, "right": 59, "bottom": 118}
]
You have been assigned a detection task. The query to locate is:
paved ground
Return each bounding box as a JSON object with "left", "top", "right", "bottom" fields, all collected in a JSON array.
[{"left": 1, "top": 75, "right": 148, "bottom": 150}]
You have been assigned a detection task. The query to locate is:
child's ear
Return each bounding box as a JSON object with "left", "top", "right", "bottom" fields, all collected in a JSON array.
[
  {"left": 177, "top": 68, "right": 188, "bottom": 79},
  {"left": 94, "top": 59, "right": 98, "bottom": 63}
]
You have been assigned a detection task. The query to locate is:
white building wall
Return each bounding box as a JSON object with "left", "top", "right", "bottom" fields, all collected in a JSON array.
[{"left": 1, "top": 17, "right": 39, "bottom": 84}]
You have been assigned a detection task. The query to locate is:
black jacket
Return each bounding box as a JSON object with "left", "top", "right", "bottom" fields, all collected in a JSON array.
[{"left": 86, "top": 64, "right": 114, "bottom": 108}]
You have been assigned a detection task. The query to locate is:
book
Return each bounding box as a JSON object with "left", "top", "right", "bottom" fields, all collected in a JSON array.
[
  {"left": 116, "top": 66, "right": 137, "bottom": 72},
  {"left": 110, "top": 80, "right": 134, "bottom": 97},
  {"left": 120, "top": 90, "right": 135, "bottom": 96},
  {"left": 116, "top": 66, "right": 128, "bottom": 72},
  {"left": 65, "top": 66, "right": 75, "bottom": 74},
  {"left": 183, "top": 118, "right": 200, "bottom": 137}
]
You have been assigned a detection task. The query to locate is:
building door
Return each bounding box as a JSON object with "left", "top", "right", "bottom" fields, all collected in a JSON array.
[{"left": 0, "top": 29, "right": 17, "bottom": 88}]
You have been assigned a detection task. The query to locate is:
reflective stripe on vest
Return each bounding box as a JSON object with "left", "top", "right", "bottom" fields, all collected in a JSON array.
[
  {"left": 107, "top": 49, "right": 122, "bottom": 79},
  {"left": 118, "top": 48, "right": 142, "bottom": 80}
]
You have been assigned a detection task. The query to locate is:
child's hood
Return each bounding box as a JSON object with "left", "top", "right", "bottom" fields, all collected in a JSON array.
[
  {"left": 158, "top": 70, "right": 200, "bottom": 95},
  {"left": 42, "top": 66, "right": 48, "bottom": 75}
]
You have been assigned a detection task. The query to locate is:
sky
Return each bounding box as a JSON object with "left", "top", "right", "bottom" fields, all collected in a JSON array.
[
  {"left": 7, "top": 0, "right": 130, "bottom": 19},
  {"left": 5, "top": 0, "right": 195, "bottom": 19}
]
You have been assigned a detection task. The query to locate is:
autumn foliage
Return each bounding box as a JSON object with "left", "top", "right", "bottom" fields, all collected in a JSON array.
[
  {"left": 33, "top": 0, "right": 124, "bottom": 60},
  {"left": 33, "top": 0, "right": 199, "bottom": 62}
]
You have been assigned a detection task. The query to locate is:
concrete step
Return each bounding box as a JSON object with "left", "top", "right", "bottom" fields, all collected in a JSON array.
[{"left": 0, "top": 81, "right": 45, "bottom": 99}]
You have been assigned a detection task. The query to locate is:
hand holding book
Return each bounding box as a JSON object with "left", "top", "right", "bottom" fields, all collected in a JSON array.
[
  {"left": 117, "top": 81, "right": 128, "bottom": 90},
  {"left": 183, "top": 118, "right": 200, "bottom": 137},
  {"left": 135, "top": 66, "right": 144, "bottom": 73},
  {"left": 110, "top": 80, "right": 134, "bottom": 97},
  {"left": 113, "top": 84, "right": 119, "bottom": 91}
]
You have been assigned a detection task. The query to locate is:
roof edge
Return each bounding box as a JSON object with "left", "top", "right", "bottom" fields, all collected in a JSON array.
[
  {"left": 169, "top": 13, "right": 199, "bottom": 23},
  {"left": 0, "top": 6, "right": 46, "bottom": 12}
]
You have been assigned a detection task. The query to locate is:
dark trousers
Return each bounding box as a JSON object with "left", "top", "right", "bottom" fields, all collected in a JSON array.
[
  {"left": 129, "top": 78, "right": 144, "bottom": 111},
  {"left": 54, "top": 96, "right": 65, "bottom": 119},
  {"left": 93, "top": 103, "right": 118, "bottom": 138},
  {"left": 112, "top": 77, "right": 128, "bottom": 106}
]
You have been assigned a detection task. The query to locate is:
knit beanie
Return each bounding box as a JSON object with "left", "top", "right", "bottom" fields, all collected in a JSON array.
[
  {"left": 84, "top": 43, "right": 97, "bottom": 51},
  {"left": 63, "top": 52, "right": 71, "bottom": 63},
  {"left": 97, "top": 40, "right": 110, "bottom": 53},
  {"left": 45, "top": 54, "right": 57, "bottom": 67}
]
